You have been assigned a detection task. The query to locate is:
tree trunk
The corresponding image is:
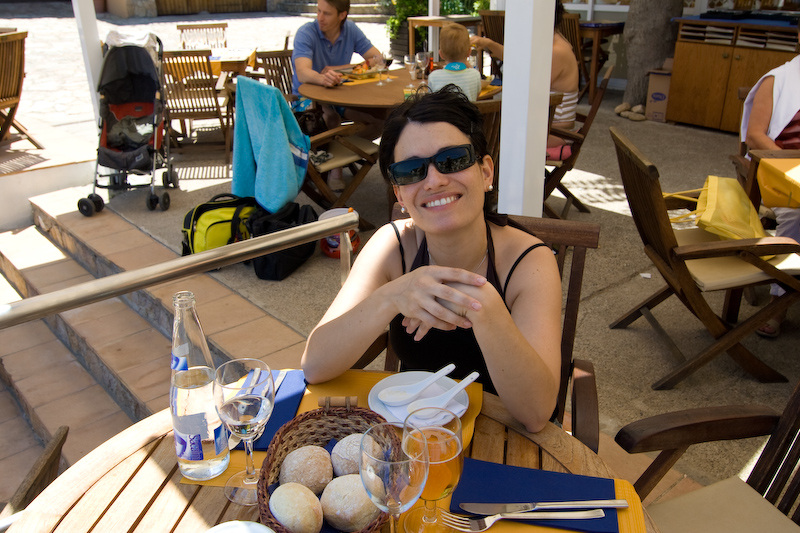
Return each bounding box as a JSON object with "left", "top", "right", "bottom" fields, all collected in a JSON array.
[{"left": 622, "top": 0, "right": 684, "bottom": 106}]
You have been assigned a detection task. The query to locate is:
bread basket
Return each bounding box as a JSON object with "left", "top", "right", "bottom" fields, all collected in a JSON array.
[{"left": 257, "top": 406, "right": 391, "bottom": 533}]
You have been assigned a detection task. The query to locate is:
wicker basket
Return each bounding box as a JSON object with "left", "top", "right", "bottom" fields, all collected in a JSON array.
[{"left": 257, "top": 406, "right": 391, "bottom": 533}]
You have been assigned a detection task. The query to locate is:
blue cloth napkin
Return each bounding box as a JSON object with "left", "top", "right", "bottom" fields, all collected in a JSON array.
[
  {"left": 450, "top": 458, "right": 618, "bottom": 533},
  {"left": 236, "top": 369, "right": 306, "bottom": 452}
]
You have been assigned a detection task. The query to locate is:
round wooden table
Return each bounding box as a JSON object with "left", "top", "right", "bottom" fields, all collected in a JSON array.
[
  {"left": 8, "top": 384, "right": 658, "bottom": 532},
  {"left": 299, "top": 68, "right": 416, "bottom": 109}
]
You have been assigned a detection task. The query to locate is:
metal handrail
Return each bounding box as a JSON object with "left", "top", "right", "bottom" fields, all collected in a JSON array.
[{"left": 0, "top": 211, "right": 359, "bottom": 330}]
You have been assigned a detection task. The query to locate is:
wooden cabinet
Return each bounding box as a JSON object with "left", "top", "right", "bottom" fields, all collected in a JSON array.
[{"left": 666, "top": 19, "right": 797, "bottom": 133}]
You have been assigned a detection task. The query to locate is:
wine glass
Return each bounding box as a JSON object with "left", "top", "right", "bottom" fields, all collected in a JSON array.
[
  {"left": 415, "top": 52, "right": 429, "bottom": 83},
  {"left": 214, "top": 358, "right": 275, "bottom": 506},
  {"left": 360, "top": 423, "right": 429, "bottom": 533},
  {"left": 369, "top": 53, "right": 387, "bottom": 86},
  {"left": 404, "top": 54, "right": 417, "bottom": 88},
  {"left": 401, "top": 408, "right": 463, "bottom": 533},
  {"left": 382, "top": 51, "right": 395, "bottom": 82}
]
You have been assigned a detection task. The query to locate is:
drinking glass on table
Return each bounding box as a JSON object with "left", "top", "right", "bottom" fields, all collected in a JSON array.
[
  {"left": 402, "top": 408, "right": 463, "bottom": 533},
  {"left": 360, "top": 423, "right": 429, "bottom": 533},
  {"left": 382, "top": 51, "right": 395, "bottom": 82},
  {"left": 415, "top": 52, "right": 429, "bottom": 83},
  {"left": 404, "top": 54, "right": 417, "bottom": 88},
  {"left": 369, "top": 53, "right": 387, "bottom": 86},
  {"left": 214, "top": 358, "right": 275, "bottom": 506}
]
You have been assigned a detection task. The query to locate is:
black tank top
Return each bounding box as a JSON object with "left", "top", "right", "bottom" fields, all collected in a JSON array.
[{"left": 388, "top": 217, "right": 547, "bottom": 395}]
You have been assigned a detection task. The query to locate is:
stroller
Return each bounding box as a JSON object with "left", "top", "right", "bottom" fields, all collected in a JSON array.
[{"left": 78, "top": 31, "right": 177, "bottom": 217}]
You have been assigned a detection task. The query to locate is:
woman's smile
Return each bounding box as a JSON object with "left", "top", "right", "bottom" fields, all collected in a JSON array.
[{"left": 422, "top": 195, "right": 460, "bottom": 208}]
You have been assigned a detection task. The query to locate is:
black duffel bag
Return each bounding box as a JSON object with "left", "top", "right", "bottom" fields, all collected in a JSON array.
[{"left": 246, "top": 202, "right": 318, "bottom": 280}]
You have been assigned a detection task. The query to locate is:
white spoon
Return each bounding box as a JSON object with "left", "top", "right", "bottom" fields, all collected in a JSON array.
[
  {"left": 406, "top": 371, "right": 480, "bottom": 417},
  {"left": 377, "top": 363, "right": 456, "bottom": 406}
]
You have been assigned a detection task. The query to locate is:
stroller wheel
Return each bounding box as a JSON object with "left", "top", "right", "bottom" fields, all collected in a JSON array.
[
  {"left": 78, "top": 197, "right": 96, "bottom": 217},
  {"left": 89, "top": 193, "right": 105, "bottom": 213},
  {"left": 160, "top": 192, "right": 171, "bottom": 211},
  {"left": 163, "top": 168, "right": 179, "bottom": 189},
  {"left": 146, "top": 193, "right": 159, "bottom": 211}
]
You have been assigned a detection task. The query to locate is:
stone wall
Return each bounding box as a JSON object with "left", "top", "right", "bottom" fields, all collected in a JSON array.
[{"left": 107, "top": 0, "right": 157, "bottom": 18}]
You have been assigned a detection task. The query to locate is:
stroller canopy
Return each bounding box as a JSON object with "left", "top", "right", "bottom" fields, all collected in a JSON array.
[{"left": 98, "top": 32, "right": 161, "bottom": 105}]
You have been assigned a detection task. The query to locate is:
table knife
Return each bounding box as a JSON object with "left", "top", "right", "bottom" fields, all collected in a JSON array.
[
  {"left": 459, "top": 499, "right": 628, "bottom": 515},
  {"left": 229, "top": 369, "right": 288, "bottom": 449}
]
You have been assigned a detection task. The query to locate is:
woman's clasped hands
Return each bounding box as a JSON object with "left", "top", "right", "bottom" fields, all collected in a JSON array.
[{"left": 392, "top": 265, "right": 487, "bottom": 341}]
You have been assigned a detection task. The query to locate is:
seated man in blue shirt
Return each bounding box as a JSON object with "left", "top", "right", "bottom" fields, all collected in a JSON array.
[{"left": 292, "top": 0, "right": 384, "bottom": 141}]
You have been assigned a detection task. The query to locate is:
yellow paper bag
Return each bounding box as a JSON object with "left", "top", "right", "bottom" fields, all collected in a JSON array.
[{"left": 696, "top": 175, "right": 768, "bottom": 241}]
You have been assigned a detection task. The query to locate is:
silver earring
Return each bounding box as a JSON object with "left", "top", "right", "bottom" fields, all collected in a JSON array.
[
  {"left": 488, "top": 184, "right": 494, "bottom": 191},
  {"left": 400, "top": 206, "right": 407, "bottom": 213}
]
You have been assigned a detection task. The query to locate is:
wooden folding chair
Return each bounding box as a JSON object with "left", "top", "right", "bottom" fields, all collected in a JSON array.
[
  {"left": 478, "top": 10, "right": 505, "bottom": 78},
  {"left": 354, "top": 210, "right": 602, "bottom": 452},
  {"left": 0, "top": 31, "right": 43, "bottom": 149},
  {"left": 0, "top": 426, "right": 68, "bottom": 528},
  {"left": 543, "top": 66, "right": 613, "bottom": 220},
  {"left": 474, "top": 99, "right": 502, "bottom": 212},
  {"left": 615, "top": 377, "right": 800, "bottom": 532},
  {"left": 162, "top": 49, "right": 231, "bottom": 158},
  {"left": 560, "top": 13, "right": 591, "bottom": 102},
  {"left": 609, "top": 126, "right": 800, "bottom": 390},
  {"left": 177, "top": 22, "right": 227, "bottom": 50},
  {"left": 249, "top": 49, "right": 295, "bottom": 101},
  {"left": 301, "top": 124, "right": 379, "bottom": 231}
]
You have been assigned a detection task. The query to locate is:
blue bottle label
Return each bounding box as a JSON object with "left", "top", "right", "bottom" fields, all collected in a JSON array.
[
  {"left": 213, "top": 423, "right": 228, "bottom": 455},
  {"left": 171, "top": 353, "right": 188, "bottom": 371},
  {"left": 171, "top": 343, "right": 189, "bottom": 370},
  {"left": 174, "top": 429, "right": 204, "bottom": 461}
]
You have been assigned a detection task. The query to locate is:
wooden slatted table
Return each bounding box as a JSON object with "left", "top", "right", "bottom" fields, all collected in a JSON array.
[{"left": 8, "top": 381, "right": 658, "bottom": 533}]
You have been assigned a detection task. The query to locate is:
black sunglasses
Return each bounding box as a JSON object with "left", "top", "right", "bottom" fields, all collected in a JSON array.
[{"left": 388, "top": 144, "right": 477, "bottom": 186}]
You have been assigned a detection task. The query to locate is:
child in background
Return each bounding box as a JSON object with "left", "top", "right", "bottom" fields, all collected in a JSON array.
[{"left": 427, "top": 23, "right": 483, "bottom": 101}]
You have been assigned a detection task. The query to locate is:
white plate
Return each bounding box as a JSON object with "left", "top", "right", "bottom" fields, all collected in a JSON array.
[
  {"left": 207, "top": 521, "right": 275, "bottom": 533},
  {"left": 368, "top": 371, "right": 469, "bottom": 425}
]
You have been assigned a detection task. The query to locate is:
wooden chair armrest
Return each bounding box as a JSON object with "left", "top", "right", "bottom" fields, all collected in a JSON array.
[
  {"left": 310, "top": 123, "right": 363, "bottom": 145},
  {"left": 615, "top": 405, "right": 779, "bottom": 454},
  {"left": 571, "top": 359, "right": 599, "bottom": 453},
  {"left": 549, "top": 127, "right": 584, "bottom": 144},
  {"left": 618, "top": 405, "right": 779, "bottom": 500},
  {"left": 674, "top": 237, "right": 800, "bottom": 260}
]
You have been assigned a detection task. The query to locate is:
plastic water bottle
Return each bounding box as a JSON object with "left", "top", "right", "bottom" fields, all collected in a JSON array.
[{"left": 170, "top": 291, "right": 230, "bottom": 480}]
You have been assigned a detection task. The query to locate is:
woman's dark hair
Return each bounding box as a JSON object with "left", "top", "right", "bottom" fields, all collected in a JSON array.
[
  {"left": 378, "top": 85, "right": 488, "bottom": 182},
  {"left": 555, "top": 0, "right": 565, "bottom": 30}
]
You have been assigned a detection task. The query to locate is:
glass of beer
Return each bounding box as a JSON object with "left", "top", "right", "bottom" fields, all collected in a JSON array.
[{"left": 401, "top": 407, "right": 463, "bottom": 533}]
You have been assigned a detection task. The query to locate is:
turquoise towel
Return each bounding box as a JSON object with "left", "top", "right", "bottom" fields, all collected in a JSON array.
[{"left": 232, "top": 77, "right": 310, "bottom": 213}]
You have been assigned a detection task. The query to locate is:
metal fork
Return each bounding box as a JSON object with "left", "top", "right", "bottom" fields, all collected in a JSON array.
[{"left": 438, "top": 508, "right": 605, "bottom": 532}]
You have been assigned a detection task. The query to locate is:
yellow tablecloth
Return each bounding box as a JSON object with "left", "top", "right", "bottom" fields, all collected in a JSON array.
[
  {"left": 209, "top": 48, "right": 257, "bottom": 76},
  {"left": 182, "top": 370, "right": 646, "bottom": 532},
  {"left": 185, "top": 370, "right": 482, "bottom": 487},
  {"left": 757, "top": 158, "right": 800, "bottom": 209}
]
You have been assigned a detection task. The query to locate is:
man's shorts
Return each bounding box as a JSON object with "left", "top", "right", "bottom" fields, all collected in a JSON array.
[{"left": 291, "top": 96, "right": 345, "bottom": 118}]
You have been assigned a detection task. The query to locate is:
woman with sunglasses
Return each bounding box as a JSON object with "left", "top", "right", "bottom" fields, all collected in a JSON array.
[{"left": 302, "top": 86, "right": 562, "bottom": 433}]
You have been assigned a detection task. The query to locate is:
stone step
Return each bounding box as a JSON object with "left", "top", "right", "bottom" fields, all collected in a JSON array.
[
  {"left": 0, "top": 228, "right": 134, "bottom": 470},
  {"left": 0, "top": 186, "right": 309, "bottom": 499},
  {"left": 30, "top": 186, "right": 307, "bottom": 376}
]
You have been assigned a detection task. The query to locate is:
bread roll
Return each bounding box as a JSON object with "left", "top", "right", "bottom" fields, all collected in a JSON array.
[
  {"left": 331, "top": 433, "right": 364, "bottom": 476},
  {"left": 320, "top": 474, "right": 381, "bottom": 532},
  {"left": 269, "top": 482, "right": 323, "bottom": 533},
  {"left": 279, "top": 445, "right": 333, "bottom": 495}
]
